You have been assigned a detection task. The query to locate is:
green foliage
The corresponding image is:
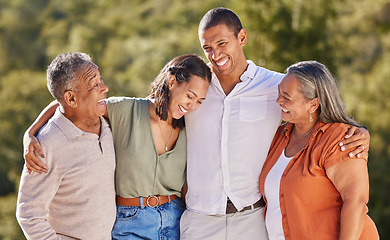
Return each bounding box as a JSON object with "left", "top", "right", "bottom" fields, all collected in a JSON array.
[
  {"left": 0, "top": 70, "right": 51, "bottom": 198},
  {"left": 1, "top": 0, "right": 389, "bottom": 238},
  {"left": 0, "top": 194, "right": 25, "bottom": 239}
]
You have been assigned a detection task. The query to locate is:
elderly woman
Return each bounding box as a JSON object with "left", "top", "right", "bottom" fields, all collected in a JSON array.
[{"left": 259, "top": 61, "right": 379, "bottom": 240}]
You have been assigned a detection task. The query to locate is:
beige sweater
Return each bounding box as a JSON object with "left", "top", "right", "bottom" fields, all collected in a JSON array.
[{"left": 16, "top": 108, "right": 116, "bottom": 240}]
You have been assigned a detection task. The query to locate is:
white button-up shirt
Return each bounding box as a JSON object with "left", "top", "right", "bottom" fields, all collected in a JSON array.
[{"left": 185, "top": 61, "right": 284, "bottom": 215}]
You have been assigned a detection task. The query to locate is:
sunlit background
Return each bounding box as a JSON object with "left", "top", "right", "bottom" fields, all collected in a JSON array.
[{"left": 1, "top": 0, "right": 389, "bottom": 239}]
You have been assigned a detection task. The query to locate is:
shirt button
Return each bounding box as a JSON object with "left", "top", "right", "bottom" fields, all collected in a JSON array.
[
  {"left": 280, "top": 194, "right": 284, "bottom": 198},
  {"left": 282, "top": 214, "right": 287, "bottom": 218}
]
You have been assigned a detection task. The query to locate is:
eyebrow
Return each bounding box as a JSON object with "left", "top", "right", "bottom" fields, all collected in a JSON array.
[
  {"left": 188, "top": 90, "right": 206, "bottom": 100},
  {"left": 202, "top": 39, "right": 227, "bottom": 47}
]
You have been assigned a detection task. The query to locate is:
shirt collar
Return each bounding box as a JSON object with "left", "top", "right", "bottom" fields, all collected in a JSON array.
[
  {"left": 282, "top": 120, "right": 331, "bottom": 142},
  {"left": 240, "top": 60, "right": 256, "bottom": 82},
  {"left": 209, "top": 60, "right": 257, "bottom": 86},
  {"left": 51, "top": 107, "right": 109, "bottom": 140}
]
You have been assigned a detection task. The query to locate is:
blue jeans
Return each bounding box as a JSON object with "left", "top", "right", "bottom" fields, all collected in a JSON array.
[{"left": 112, "top": 197, "right": 185, "bottom": 240}]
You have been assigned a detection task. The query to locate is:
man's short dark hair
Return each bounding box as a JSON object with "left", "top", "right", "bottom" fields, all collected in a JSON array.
[{"left": 199, "top": 7, "right": 243, "bottom": 37}]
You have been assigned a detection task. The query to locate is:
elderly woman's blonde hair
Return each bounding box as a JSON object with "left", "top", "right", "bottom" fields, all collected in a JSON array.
[{"left": 286, "top": 60, "right": 360, "bottom": 127}]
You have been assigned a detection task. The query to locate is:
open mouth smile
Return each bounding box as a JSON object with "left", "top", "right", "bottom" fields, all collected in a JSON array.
[
  {"left": 215, "top": 58, "right": 228, "bottom": 67},
  {"left": 179, "top": 105, "right": 188, "bottom": 114}
]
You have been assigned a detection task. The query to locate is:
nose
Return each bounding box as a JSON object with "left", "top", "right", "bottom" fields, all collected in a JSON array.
[
  {"left": 211, "top": 48, "right": 220, "bottom": 61},
  {"left": 276, "top": 95, "right": 282, "bottom": 104},
  {"left": 100, "top": 82, "right": 109, "bottom": 94}
]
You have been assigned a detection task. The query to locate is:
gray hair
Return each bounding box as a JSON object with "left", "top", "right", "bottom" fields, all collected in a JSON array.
[
  {"left": 286, "top": 60, "right": 360, "bottom": 127},
  {"left": 47, "top": 52, "right": 93, "bottom": 101}
]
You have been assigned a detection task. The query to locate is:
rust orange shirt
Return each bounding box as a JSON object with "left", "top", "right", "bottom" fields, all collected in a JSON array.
[{"left": 259, "top": 121, "right": 379, "bottom": 240}]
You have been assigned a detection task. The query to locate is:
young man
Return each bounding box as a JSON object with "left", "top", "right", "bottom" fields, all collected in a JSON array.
[
  {"left": 16, "top": 53, "right": 116, "bottom": 240},
  {"left": 181, "top": 8, "right": 370, "bottom": 239}
]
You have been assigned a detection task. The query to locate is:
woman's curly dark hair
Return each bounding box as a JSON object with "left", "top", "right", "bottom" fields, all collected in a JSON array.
[{"left": 148, "top": 54, "right": 212, "bottom": 129}]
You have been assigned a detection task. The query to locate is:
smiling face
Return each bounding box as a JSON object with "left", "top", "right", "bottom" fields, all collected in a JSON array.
[
  {"left": 73, "top": 64, "right": 109, "bottom": 118},
  {"left": 168, "top": 75, "right": 209, "bottom": 119},
  {"left": 199, "top": 24, "right": 247, "bottom": 80},
  {"left": 277, "top": 73, "right": 315, "bottom": 124}
]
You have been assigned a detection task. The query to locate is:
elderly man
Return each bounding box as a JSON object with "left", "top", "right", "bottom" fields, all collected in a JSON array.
[{"left": 16, "top": 52, "right": 116, "bottom": 240}]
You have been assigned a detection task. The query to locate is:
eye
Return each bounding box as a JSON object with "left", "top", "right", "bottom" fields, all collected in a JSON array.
[
  {"left": 187, "top": 94, "right": 193, "bottom": 100},
  {"left": 218, "top": 42, "right": 227, "bottom": 47},
  {"left": 203, "top": 46, "right": 211, "bottom": 52},
  {"left": 278, "top": 89, "right": 290, "bottom": 101}
]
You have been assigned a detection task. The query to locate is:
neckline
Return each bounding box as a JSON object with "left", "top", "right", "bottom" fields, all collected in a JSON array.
[
  {"left": 145, "top": 99, "right": 181, "bottom": 157},
  {"left": 283, "top": 149, "right": 294, "bottom": 159}
]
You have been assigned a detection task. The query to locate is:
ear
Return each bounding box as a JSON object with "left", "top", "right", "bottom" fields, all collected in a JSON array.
[
  {"left": 63, "top": 91, "right": 78, "bottom": 108},
  {"left": 238, "top": 28, "right": 247, "bottom": 47},
  {"left": 309, "top": 98, "right": 320, "bottom": 114},
  {"left": 168, "top": 75, "right": 177, "bottom": 90}
]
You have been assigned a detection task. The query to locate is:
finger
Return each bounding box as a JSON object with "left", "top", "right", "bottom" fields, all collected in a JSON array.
[
  {"left": 29, "top": 147, "right": 48, "bottom": 171},
  {"left": 350, "top": 148, "right": 369, "bottom": 159},
  {"left": 28, "top": 158, "right": 44, "bottom": 173},
  {"left": 356, "top": 144, "right": 366, "bottom": 153},
  {"left": 356, "top": 151, "right": 369, "bottom": 160},
  {"left": 344, "top": 126, "right": 357, "bottom": 139},
  {"left": 32, "top": 142, "right": 45, "bottom": 158},
  {"left": 29, "top": 142, "right": 45, "bottom": 158},
  {"left": 25, "top": 157, "right": 42, "bottom": 173},
  {"left": 340, "top": 137, "right": 364, "bottom": 151},
  {"left": 340, "top": 129, "right": 369, "bottom": 146},
  {"left": 25, "top": 162, "right": 32, "bottom": 174},
  {"left": 25, "top": 153, "right": 48, "bottom": 173}
]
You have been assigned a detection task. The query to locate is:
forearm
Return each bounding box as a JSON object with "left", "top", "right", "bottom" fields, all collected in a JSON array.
[
  {"left": 339, "top": 198, "right": 367, "bottom": 240},
  {"left": 26, "top": 100, "right": 59, "bottom": 136},
  {"left": 16, "top": 167, "right": 62, "bottom": 239},
  {"left": 18, "top": 217, "right": 61, "bottom": 240}
]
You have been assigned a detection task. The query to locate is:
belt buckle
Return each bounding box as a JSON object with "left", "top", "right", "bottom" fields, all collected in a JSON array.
[{"left": 146, "top": 196, "right": 159, "bottom": 207}]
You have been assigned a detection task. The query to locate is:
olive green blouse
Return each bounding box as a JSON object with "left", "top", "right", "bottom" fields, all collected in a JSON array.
[{"left": 107, "top": 97, "right": 187, "bottom": 198}]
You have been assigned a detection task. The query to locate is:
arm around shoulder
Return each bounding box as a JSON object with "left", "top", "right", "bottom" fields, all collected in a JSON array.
[{"left": 23, "top": 100, "right": 59, "bottom": 173}]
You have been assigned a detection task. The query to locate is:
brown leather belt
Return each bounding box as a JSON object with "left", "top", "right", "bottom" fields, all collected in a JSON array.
[
  {"left": 226, "top": 198, "right": 265, "bottom": 214},
  {"left": 116, "top": 195, "right": 178, "bottom": 207}
]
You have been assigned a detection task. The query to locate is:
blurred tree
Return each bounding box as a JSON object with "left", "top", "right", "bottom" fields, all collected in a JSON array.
[
  {"left": 231, "top": 0, "right": 337, "bottom": 72},
  {"left": 335, "top": 1, "right": 390, "bottom": 238},
  {"left": 0, "top": 70, "right": 50, "bottom": 184}
]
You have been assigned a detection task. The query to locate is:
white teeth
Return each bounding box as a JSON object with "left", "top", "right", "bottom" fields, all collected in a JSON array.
[
  {"left": 179, "top": 105, "right": 188, "bottom": 113},
  {"left": 216, "top": 58, "right": 228, "bottom": 66},
  {"left": 282, "top": 108, "right": 289, "bottom": 113}
]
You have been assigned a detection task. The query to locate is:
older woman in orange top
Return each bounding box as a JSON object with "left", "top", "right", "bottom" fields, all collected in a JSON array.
[{"left": 259, "top": 61, "right": 379, "bottom": 240}]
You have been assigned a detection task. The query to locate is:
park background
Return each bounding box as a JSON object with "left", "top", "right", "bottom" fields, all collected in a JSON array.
[{"left": 0, "top": 0, "right": 389, "bottom": 239}]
